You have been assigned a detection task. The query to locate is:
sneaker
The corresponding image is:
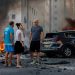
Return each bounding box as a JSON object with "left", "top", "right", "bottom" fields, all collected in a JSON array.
[
  {"left": 30, "top": 60, "right": 37, "bottom": 65},
  {"left": 4, "top": 63, "right": 8, "bottom": 67},
  {"left": 16, "top": 65, "right": 23, "bottom": 68},
  {"left": 8, "top": 64, "right": 12, "bottom": 67},
  {"left": 35, "top": 62, "right": 40, "bottom": 65}
]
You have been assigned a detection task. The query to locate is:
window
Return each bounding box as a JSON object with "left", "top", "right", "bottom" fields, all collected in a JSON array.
[
  {"left": 65, "top": 33, "right": 75, "bottom": 38},
  {"left": 24, "top": 17, "right": 27, "bottom": 23},
  {"left": 12, "top": 14, "right": 15, "bottom": 19},
  {"left": 32, "top": 8, "right": 34, "bottom": 14}
]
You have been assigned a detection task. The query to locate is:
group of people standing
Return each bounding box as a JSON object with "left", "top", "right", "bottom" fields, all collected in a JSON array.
[{"left": 3, "top": 19, "right": 44, "bottom": 68}]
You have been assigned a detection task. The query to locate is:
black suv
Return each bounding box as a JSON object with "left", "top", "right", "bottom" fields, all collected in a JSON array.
[{"left": 40, "top": 30, "right": 75, "bottom": 57}]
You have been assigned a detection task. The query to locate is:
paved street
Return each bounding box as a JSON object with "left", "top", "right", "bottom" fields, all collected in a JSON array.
[{"left": 0, "top": 55, "right": 75, "bottom": 75}]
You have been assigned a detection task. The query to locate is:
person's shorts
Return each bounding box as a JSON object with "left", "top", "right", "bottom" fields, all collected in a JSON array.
[
  {"left": 5, "top": 44, "right": 14, "bottom": 52},
  {"left": 30, "top": 41, "right": 40, "bottom": 52},
  {"left": 14, "top": 41, "right": 24, "bottom": 54}
]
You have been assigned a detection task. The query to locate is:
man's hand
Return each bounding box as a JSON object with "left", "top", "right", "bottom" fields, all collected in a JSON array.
[
  {"left": 40, "top": 39, "right": 43, "bottom": 44},
  {"left": 40, "top": 32, "right": 44, "bottom": 41},
  {"left": 30, "top": 32, "right": 32, "bottom": 44},
  {"left": 29, "top": 40, "right": 31, "bottom": 44},
  {"left": 12, "top": 42, "right": 14, "bottom": 46},
  {"left": 21, "top": 42, "right": 24, "bottom": 47}
]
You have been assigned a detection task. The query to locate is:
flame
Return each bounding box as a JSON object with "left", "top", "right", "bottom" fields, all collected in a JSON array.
[{"left": 0, "top": 41, "right": 4, "bottom": 52}]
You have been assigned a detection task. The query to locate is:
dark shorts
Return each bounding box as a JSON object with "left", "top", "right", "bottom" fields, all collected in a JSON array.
[
  {"left": 30, "top": 41, "right": 40, "bottom": 52},
  {"left": 14, "top": 41, "right": 24, "bottom": 54}
]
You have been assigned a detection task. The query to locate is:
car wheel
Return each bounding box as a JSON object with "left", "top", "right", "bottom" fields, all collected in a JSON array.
[{"left": 62, "top": 47, "right": 72, "bottom": 57}]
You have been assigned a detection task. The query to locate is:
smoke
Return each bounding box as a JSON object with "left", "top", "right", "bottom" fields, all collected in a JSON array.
[{"left": 0, "top": 0, "right": 19, "bottom": 23}]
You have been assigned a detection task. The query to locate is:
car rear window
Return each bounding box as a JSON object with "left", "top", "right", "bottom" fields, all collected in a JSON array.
[
  {"left": 45, "top": 33, "right": 59, "bottom": 38},
  {"left": 65, "top": 33, "right": 75, "bottom": 38}
]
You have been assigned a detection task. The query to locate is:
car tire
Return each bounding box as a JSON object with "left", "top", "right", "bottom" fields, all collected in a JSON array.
[{"left": 62, "top": 46, "right": 72, "bottom": 57}]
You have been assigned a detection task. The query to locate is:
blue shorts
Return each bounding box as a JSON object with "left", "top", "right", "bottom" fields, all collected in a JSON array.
[{"left": 5, "top": 45, "right": 14, "bottom": 52}]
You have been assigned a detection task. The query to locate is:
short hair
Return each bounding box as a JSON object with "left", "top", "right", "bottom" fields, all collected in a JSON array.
[
  {"left": 33, "top": 19, "right": 39, "bottom": 23},
  {"left": 9, "top": 21, "right": 14, "bottom": 25}
]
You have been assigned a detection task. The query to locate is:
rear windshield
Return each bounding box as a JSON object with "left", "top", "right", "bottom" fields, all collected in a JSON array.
[
  {"left": 45, "top": 33, "right": 59, "bottom": 38},
  {"left": 65, "top": 33, "right": 75, "bottom": 38}
]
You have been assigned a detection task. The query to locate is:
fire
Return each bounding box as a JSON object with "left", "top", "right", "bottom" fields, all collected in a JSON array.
[{"left": 0, "top": 41, "right": 4, "bottom": 52}]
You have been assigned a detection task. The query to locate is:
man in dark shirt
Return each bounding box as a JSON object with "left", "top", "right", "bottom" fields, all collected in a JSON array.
[{"left": 30, "top": 19, "right": 44, "bottom": 64}]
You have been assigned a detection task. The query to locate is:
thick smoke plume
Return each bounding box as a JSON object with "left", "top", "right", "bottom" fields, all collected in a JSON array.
[
  {"left": 0, "top": 0, "right": 20, "bottom": 39},
  {"left": 0, "top": 0, "right": 19, "bottom": 23}
]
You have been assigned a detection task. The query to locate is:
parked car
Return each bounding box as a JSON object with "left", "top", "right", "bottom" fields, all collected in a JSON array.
[{"left": 40, "top": 30, "right": 75, "bottom": 57}]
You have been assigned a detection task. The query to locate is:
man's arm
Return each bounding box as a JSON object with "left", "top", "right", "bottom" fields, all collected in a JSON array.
[
  {"left": 10, "top": 33, "right": 14, "bottom": 45},
  {"left": 40, "top": 31, "right": 44, "bottom": 41},
  {"left": 30, "top": 32, "right": 32, "bottom": 42},
  {"left": 40, "top": 26, "right": 44, "bottom": 41},
  {"left": 18, "top": 32, "right": 24, "bottom": 47}
]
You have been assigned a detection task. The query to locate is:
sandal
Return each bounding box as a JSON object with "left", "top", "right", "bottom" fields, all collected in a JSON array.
[{"left": 16, "top": 65, "right": 23, "bottom": 68}]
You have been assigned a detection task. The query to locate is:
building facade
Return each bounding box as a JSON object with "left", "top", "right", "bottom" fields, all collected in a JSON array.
[{"left": 7, "top": 0, "right": 75, "bottom": 33}]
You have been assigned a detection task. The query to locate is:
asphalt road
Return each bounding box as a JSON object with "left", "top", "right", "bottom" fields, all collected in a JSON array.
[{"left": 0, "top": 55, "right": 75, "bottom": 75}]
